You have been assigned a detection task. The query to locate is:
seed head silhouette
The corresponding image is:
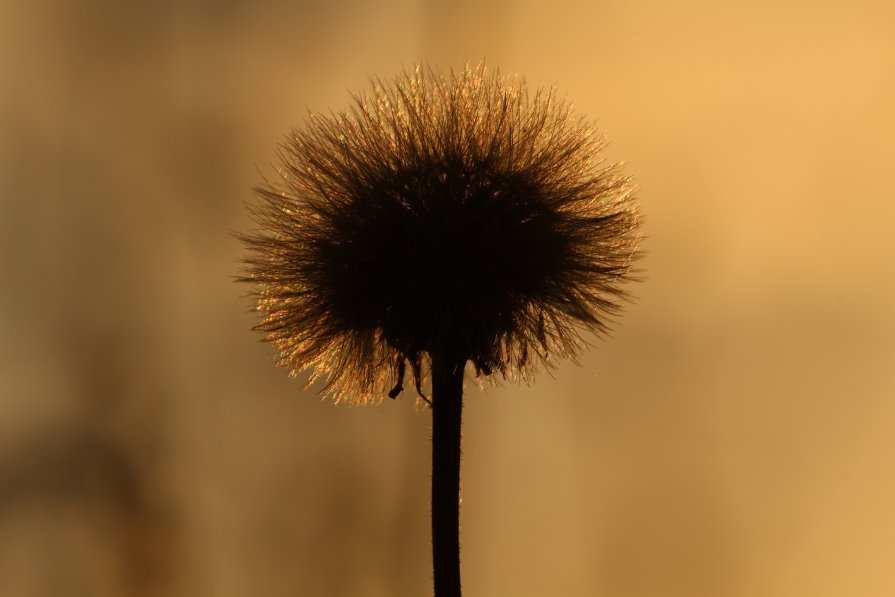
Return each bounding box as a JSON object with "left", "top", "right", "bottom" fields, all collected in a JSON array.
[{"left": 239, "top": 64, "right": 641, "bottom": 404}]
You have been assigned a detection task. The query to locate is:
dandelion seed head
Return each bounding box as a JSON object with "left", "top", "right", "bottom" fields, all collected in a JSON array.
[{"left": 239, "top": 64, "right": 642, "bottom": 403}]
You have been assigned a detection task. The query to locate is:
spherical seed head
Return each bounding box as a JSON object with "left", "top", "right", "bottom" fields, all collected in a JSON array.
[{"left": 239, "top": 64, "right": 642, "bottom": 404}]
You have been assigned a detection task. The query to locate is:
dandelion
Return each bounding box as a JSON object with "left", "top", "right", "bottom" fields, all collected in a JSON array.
[{"left": 239, "top": 64, "right": 641, "bottom": 597}]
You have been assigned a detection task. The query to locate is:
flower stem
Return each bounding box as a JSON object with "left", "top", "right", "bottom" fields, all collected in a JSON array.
[{"left": 431, "top": 353, "right": 465, "bottom": 597}]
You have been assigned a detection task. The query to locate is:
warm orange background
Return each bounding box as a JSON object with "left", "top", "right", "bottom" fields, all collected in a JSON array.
[{"left": 2, "top": 1, "right": 894, "bottom": 595}]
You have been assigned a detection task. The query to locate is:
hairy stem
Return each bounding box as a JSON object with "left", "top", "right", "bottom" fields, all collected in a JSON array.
[{"left": 431, "top": 354, "right": 465, "bottom": 597}]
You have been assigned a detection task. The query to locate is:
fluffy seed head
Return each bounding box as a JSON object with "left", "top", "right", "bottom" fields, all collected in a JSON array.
[{"left": 239, "top": 64, "right": 642, "bottom": 403}]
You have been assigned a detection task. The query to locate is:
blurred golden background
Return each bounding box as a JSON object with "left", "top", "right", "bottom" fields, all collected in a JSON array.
[{"left": 2, "top": 0, "right": 894, "bottom": 595}]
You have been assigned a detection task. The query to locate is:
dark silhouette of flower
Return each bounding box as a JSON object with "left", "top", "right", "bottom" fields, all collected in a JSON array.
[{"left": 239, "top": 64, "right": 641, "bottom": 404}]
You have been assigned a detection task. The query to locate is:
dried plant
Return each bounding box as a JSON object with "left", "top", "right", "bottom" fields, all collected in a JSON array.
[{"left": 239, "top": 63, "right": 642, "bottom": 596}]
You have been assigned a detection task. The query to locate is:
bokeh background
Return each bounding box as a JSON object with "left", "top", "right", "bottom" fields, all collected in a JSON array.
[{"left": 2, "top": 0, "right": 894, "bottom": 595}]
